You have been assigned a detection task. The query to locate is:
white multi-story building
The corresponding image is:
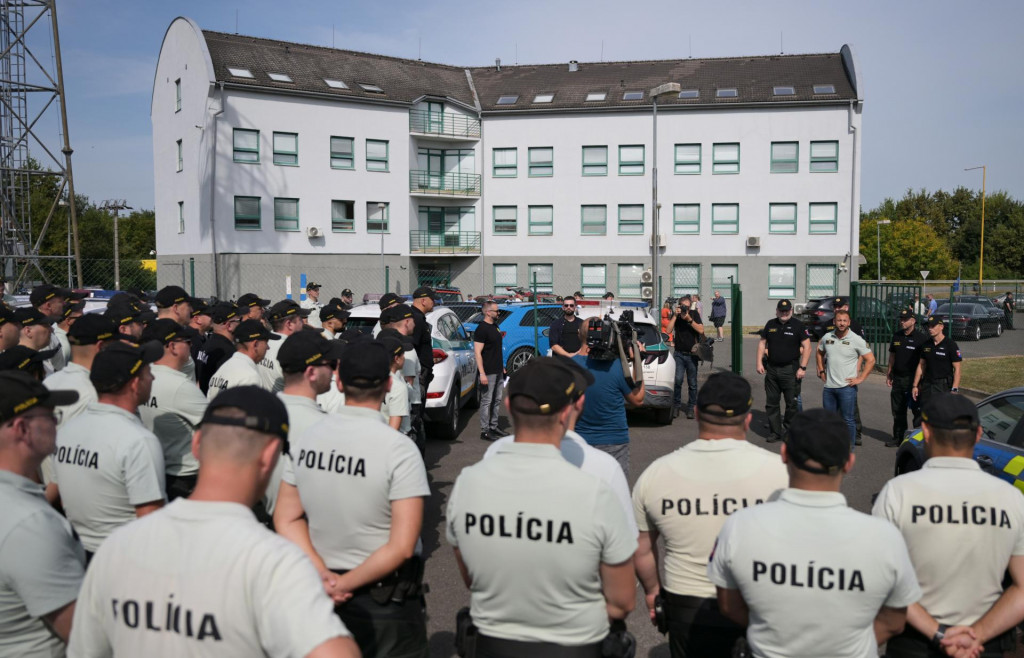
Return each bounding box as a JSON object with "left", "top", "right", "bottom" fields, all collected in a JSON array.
[{"left": 153, "top": 16, "right": 863, "bottom": 318}]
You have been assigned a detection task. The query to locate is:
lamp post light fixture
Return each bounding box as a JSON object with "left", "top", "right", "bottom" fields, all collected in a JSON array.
[
  {"left": 964, "top": 166, "right": 986, "bottom": 287},
  {"left": 649, "top": 82, "right": 681, "bottom": 301},
  {"left": 876, "top": 219, "right": 891, "bottom": 281}
]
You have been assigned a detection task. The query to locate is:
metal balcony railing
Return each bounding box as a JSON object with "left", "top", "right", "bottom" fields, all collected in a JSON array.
[
  {"left": 409, "top": 170, "right": 481, "bottom": 196},
  {"left": 409, "top": 231, "right": 481, "bottom": 255},
  {"left": 409, "top": 109, "right": 481, "bottom": 139}
]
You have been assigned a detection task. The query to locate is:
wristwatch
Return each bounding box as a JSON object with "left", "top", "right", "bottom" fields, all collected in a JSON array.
[
  {"left": 797, "top": 366, "right": 806, "bottom": 372},
  {"left": 951, "top": 387, "right": 959, "bottom": 393},
  {"left": 930, "top": 623, "right": 949, "bottom": 649}
]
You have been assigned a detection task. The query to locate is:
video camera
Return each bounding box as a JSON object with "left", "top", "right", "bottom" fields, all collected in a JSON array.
[{"left": 585, "top": 311, "right": 643, "bottom": 389}]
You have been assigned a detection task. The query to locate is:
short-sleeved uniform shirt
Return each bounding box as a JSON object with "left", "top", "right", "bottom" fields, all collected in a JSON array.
[
  {"left": 274, "top": 393, "right": 328, "bottom": 515},
  {"left": 572, "top": 355, "right": 632, "bottom": 446},
  {"left": 67, "top": 499, "right": 350, "bottom": 657},
  {"left": 673, "top": 309, "right": 704, "bottom": 353},
  {"left": 258, "top": 332, "right": 286, "bottom": 393},
  {"left": 707, "top": 489, "right": 921, "bottom": 658},
  {"left": 381, "top": 370, "right": 411, "bottom": 434},
  {"left": 207, "top": 352, "right": 268, "bottom": 400},
  {"left": 549, "top": 316, "right": 583, "bottom": 354},
  {"left": 301, "top": 299, "right": 323, "bottom": 329},
  {"left": 316, "top": 375, "right": 346, "bottom": 414},
  {"left": 919, "top": 335, "right": 961, "bottom": 381},
  {"left": 888, "top": 328, "right": 928, "bottom": 377},
  {"left": 872, "top": 457, "right": 1024, "bottom": 626},
  {"left": 196, "top": 333, "right": 233, "bottom": 394},
  {"left": 447, "top": 442, "right": 638, "bottom": 646},
  {"left": 483, "top": 430, "right": 638, "bottom": 536},
  {"left": 284, "top": 405, "right": 430, "bottom": 570},
  {"left": 0, "top": 470, "right": 86, "bottom": 658},
  {"left": 44, "top": 362, "right": 96, "bottom": 427},
  {"left": 54, "top": 326, "right": 71, "bottom": 364},
  {"left": 633, "top": 439, "right": 787, "bottom": 598},
  {"left": 139, "top": 364, "right": 208, "bottom": 477},
  {"left": 403, "top": 348, "right": 422, "bottom": 402},
  {"left": 817, "top": 330, "right": 872, "bottom": 389},
  {"left": 46, "top": 330, "right": 65, "bottom": 375},
  {"left": 761, "top": 317, "right": 809, "bottom": 366},
  {"left": 54, "top": 403, "right": 167, "bottom": 552},
  {"left": 473, "top": 321, "right": 504, "bottom": 375}
]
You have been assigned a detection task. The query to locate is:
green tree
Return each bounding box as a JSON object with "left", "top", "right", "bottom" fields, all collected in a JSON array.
[{"left": 859, "top": 217, "right": 957, "bottom": 280}]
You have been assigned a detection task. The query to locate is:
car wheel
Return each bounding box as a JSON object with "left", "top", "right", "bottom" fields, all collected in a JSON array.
[
  {"left": 506, "top": 347, "right": 535, "bottom": 374},
  {"left": 654, "top": 407, "right": 673, "bottom": 425},
  {"left": 434, "top": 380, "right": 461, "bottom": 440},
  {"left": 972, "top": 324, "right": 982, "bottom": 341},
  {"left": 995, "top": 322, "right": 1003, "bottom": 337},
  {"left": 465, "top": 374, "right": 481, "bottom": 409}
]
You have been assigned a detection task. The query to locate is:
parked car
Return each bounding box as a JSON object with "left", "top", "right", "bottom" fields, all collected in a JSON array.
[
  {"left": 894, "top": 388, "right": 1024, "bottom": 485},
  {"left": 463, "top": 303, "right": 561, "bottom": 374},
  {"left": 345, "top": 303, "right": 479, "bottom": 438},
  {"left": 993, "top": 293, "right": 1024, "bottom": 312},
  {"left": 445, "top": 302, "right": 483, "bottom": 324},
  {"left": 955, "top": 295, "right": 1005, "bottom": 321},
  {"left": 934, "top": 303, "right": 1003, "bottom": 341},
  {"left": 798, "top": 296, "right": 898, "bottom": 342}
]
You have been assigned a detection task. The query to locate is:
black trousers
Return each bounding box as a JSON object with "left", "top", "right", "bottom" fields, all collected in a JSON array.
[
  {"left": 918, "top": 377, "right": 953, "bottom": 413},
  {"left": 335, "top": 590, "right": 428, "bottom": 658},
  {"left": 1005, "top": 310, "right": 1015, "bottom": 330},
  {"left": 663, "top": 591, "right": 744, "bottom": 658},
  {"left": 890, "top": 374, "right": 921, "bottom": 441},
  {"left": 765, "top": 363, "right": 801, "bottom": 441},
  {"left": 165, "top": 473, "right": 197, "bottom": 502}
]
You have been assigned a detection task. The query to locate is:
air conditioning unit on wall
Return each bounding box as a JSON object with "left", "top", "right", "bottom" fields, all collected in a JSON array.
[
  {"left": 307, "top": 226, "right": 323, "bottom": 238},
  {"left": 746, "top": 235, "right": 761, "bottom": 248}
]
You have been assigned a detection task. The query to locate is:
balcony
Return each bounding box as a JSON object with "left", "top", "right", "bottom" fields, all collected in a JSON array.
[
  {"left": 409, "top": 170, "right": 481, "bottom": 198},
  {"left": 409, "top": 231, "right": 481, "bottom": 256},
  {"left": 409, "top": 109, "right": 481, "bottom": 140}
]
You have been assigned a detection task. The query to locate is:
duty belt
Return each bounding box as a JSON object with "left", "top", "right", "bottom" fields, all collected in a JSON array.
[{"left": 476, "top": 634, "right": 602, "bottom": 658}]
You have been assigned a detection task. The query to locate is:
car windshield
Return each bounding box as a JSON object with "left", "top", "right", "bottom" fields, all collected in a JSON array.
[
  {"left": 346, "top": 317, "right": 379, "bottom": 335},
  {"left": 466, "top": 310, "right": 512, "bottom": 325}
]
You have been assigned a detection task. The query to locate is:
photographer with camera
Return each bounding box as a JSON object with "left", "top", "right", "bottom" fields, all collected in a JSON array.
[
  {"left": 667, "top": 295, "right": 704, "bottom": 420},
  {"left": 572, "top": 313, "right": 645, "bottom": 477}
]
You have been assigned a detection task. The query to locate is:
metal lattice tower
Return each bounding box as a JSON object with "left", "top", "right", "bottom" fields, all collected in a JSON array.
[{"left": 0, "top": 0, "right": 81, "bottom": 289}]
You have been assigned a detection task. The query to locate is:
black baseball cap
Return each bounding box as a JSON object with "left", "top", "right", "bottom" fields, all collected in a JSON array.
[
  {"left": 378, "top": 292, "right": 402, "bottom": 310},
  {"left": 338, "top": 340, "right": 390, "bottom": 387},
  {"left": 341, "top": 288, "right": 353, "bottom": 297},
  {"left": 925, "top": 316, "right": 944, "bottom": 328},
  {"left": 697, "top": 372, "right": 753, "bottom": 421},
  {"left": 61, "top": 300, "right": 86, "bottom": 319},
  {"left": 277, "top": 331, "right": 346, "bottom": 373},
  {"left": 378, "top": 336, "right": 406, "bottom": 360},
  {"left": 306, "top": 281, "right": 322, "bottom": 291},
  {"left": 109, "top": 292, "right": 142, "bottom": 307},
  {"left": 141, "top": 319, "right": 187, "bottom": 346},
  {"left": 898, "top": 308, "right": 915, "bottom": 321},
  {"left": 104, "top": 299, "right": 156, "bottom": 325},
  {"left": 785, "top": 409, "right": 850, "bottom": 475},
  {"left": 0, "top": 370, "right": 78, "bottom": 422},
  {"left": 319, "top": 304, "right": 350, "bottom": 323},
  {"left": 507, "top": 357, "right": 577, "bottom": 415},
  {"left": 413, "top": 286, "right": 438, "bottom": 300},
  {"left": 267, "top": 299, "right": 311, "bottom": 322},
  {"left": 776, "top": 299, "right": 793, "bottom": 311},
  {"left": 0, "top": 305, "right": 19, "bottom": 327},
  {"left": 377, "top": 327, "right": 414, "bottom": 351},
  {"left": 14, "top": 307, "right": 52, "bottom": 327},
  {"left": 68, "top": 314, "right": 118, "bottom": 345},
  {"left": 0, "top": 346, "right": 57, "bottom": 373},
  {"left": 337, "top": 329, "right": 370, "bottom": 345},
  {"left": 89, "top": 340, "right": 163, "bottom": 391},
  {"left": 234, "top": 319, "right": 279, "bottom": 343},
  {"left": 550, "top": 354, "right": 595, "bottom": 400},
  {"left": 200, "top": 385, "right": 289, "bottom": 444},
  {"left": 380, "top": 303, "right": 414, "bottom": 325},
  {"left": 154, "top": 285, "right": 199, "bottom": 309},
  {"left": 191, "top": 298, "right": 211, "bottom": 317},
  {"left": 833, "top": 296, "right": 850, "bottom": 308},
  {"left": 922, "top": 393, "right": 979, "bottom": 430},
  {"left": 209, "top": 302, "right": 238, "bottom": 324},
  {"left": 29, "top": 284, "right": 81, "bottom": 306},
  {"left": 236, "top": 293, "right": 270, "bottom": 308}
]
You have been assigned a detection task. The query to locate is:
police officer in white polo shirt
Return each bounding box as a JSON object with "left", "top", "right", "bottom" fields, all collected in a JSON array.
[
  {"left": 54, "top": 340, "right": 167, "bottom": 560},
  {"left": 67, "top": 386, "right": 360, "bottom": 658},
  {"left": 0, "top": 303, "right": 21, "bottom": 351},
  {"left": 44, "top": 315, "right": 117, "bottom": 427},
  {"left": 30, "top": 283, "right": 85, "bottom": 374},
  {"left": 708, "top": 409, "right": 921, "bottom": 658},
  {"left": 137, "top": 319, "right": 209, "bottom": 501},
  {"left": 53, "top": 300, "right": 84, "bottom": 365},
  {"left": 0, "top": 371, "right": 83, "bottom": 657},
  {"left": 634, "top": 372, "right": 787, "bottom": 658},
  {"left": 206, "top": 319, "right": 280, "bottom": 399},
  {"left": 302, "top": 281, "right": 325, "bottom": 329},
  {"left": 275, "top": 341, "right": 430, "bottom": 658},
  {"left": 873, "top": 393, "right": 1024, "bottom": 658},
  {"left": 260, "top": 299, "right": 312, "bottom": 392},
  {"left": 447, "top": 357, "right": 638, "bottom": 657}
]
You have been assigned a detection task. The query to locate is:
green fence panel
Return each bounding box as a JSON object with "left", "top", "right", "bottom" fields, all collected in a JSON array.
[
  {"left": 850, "top": 281, "right": 922, "bottom": 369},
  {"left": 730, "top": 282, "right": 743, "bottom": 374}
]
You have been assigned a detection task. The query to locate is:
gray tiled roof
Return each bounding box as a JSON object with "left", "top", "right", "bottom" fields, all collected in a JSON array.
[{"left": 202, "top": 29, "right": 855, "bottom": 113}]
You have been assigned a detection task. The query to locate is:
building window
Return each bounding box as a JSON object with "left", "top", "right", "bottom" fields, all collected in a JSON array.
[
  {"left": 233, "top": 196, "right": 261, "bottom": 230},
  {"left": 232, "top": 129, "right": 259, "bottom": 163},
  {"left": 769, "top": 203, "right": 797, "bottom": 234},
  {"left": 493, "top": 148, "right": 517, "bottom": 177},
  {"left": 770, "top": 142, "right": 798, "bottom": 173},
  {"left": 176, "top": 139, "right": 183, "bottom": 172},
  {"left": 493, "top": 206, "right": 517, "bottom": 235},
  {"left": 494, "top": 264, "right": 517, "bottom": 295},
  {"left": 367, "top": 202, "right": 389, "bottom": 233},
  {"left": 807, "top": 264, "right": 838, "bottom": 298},
  {"left": 618, "top": 264, "right": 644, "bottom": 297},
  {"left": 174, "top": 79, "right": 181, "bottom": 112},
  {"left": 711, "top": 204, "right": 739, "bottom": 234},
  {"left": 581, "top": 205, "right": 606, "bottom": 235},
  {"left": 528, "top": 147, "right": 553, "bottom": 177},
  {"left": 618, "top": 205, "right": 644, "bottom": 234},
  {"left": 768, "top": 265, "right": 796, "bottom": 298},
  {"left": 809, "top": 202, "right": 838, "bottom": 234},
  {"left": 674, "top": 143, "right": 701, "bottom": 174},
  {"left": 581, "top": 265, "right": 607, "bottom": 298},
  {"left": 330, "top": 137, "right": 354, "bottom": 169},
  {"left": 273, "top": 198, "right": 299, "bottom": 231},
  {"left": 618, "top": 145, "right": 645, "bottom": 175},
  {"left": 272, "top": 132, "right": 298, "bottom": 166},
  {"left": 177, "top": 201, "right": 184, "bottom": 234},
  {"left": 528, "top": 264, "right": 554, "bottom": 293},
  {"left": 366, "top": 140, "right": 389, "bottom": 172},
  {"left": 672, "top": 264, "right": 700, "bottom": 297},
  {"left": 331, "top": 200, "right": 355, "bottom": 232},
  {"left": 673, "top": 204, "right": 700, "bottom": 234},
  {"left": 712, "top": 143, "right": 740, "bottom": 174},
  {"left": 582, "top": 146, "right": 607, "bottom": 176},
  {"left": 711, "top": 265, "right": 738, "bottom": 302},
  {"left": 528, "top": 205, "right": 553, "bottom": 235},
  {"left": 810, "top": 141, "right": 839, "bottom": 172}
]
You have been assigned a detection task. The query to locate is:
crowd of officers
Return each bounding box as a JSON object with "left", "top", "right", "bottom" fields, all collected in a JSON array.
[{"left": 0, "top": 281, "right": 1019, "bottom": 658}]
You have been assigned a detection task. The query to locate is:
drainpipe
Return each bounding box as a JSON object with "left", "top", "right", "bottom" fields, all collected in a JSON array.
[
  {"left": 209, "top": 82, "right": 225, "bottom": 299},
  {"left": 848, "top": 100, "right": 859, "bottom": 289}
]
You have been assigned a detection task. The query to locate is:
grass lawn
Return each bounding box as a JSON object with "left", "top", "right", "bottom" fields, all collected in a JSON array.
[{"left": 960, "top": 356, "right": 1024, "bottom": 395}]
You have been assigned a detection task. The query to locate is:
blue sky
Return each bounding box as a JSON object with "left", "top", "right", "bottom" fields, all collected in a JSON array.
[{"left": 42, "top": 0, "right": 1024, "bottom": 211}]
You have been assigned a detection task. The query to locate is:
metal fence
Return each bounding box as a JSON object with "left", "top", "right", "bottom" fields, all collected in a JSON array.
[{"left": 1, "top": 256, "right": 157, "bottom": 294}]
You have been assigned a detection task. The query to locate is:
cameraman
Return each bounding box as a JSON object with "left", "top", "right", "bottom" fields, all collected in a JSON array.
[
  {"left": 549, "top": 295, "right": 584, "bottom": 357},
  {"left": 572, "top": 317, "right": 645, "bottom": 477},
  {"left": 667, "top": 295, "right": 704, "bottom": 419}
]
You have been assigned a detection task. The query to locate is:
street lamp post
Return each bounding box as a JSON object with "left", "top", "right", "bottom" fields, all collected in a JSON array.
[
  {"left": 876, "top": 219, "right": 891, "bottom": 281},
  {"left": 964, "top": 166, "right": 986, "bottom": 288},
  {"left": 377, "top": 202, "right": 387, "bottom": 291},
  {"left": 101, "top": 200, "right": 132, "bottom": 290},
  {"left": 649, "top": 82, "right": 681, "bottom": 301}
]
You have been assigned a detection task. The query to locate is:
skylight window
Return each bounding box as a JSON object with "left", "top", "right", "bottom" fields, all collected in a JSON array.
[
  {"left": 533, "top": 93, "right": 554, "bottom": 104},
  {"left": 813, "top": 84, "right": 836, "bottom": 94},
  {"left": 324, "top": 79, "right": 348, "bottom": 89},
  {"left": 496, "top": 95, "right": 519, "bottom": 105},
  {"left": 227, "top": 67, "right": 254, "bottom": 79},
  {"left": 268, "top": 73, "right": 293, "bottom": 83},
  {"left": 678, "top": 89, "right": 699, "bottom": 99},
  {"left": 716, "top": 88, "right": 738, "bottom": 98},
  {"left": 773, "top": 86, "right": 795, "bottom": 96},
  {"left": 358, "top": 83, "right": 384, "bottom": 93},
  {"left": 585, "top": 92, "right": 607, "bottom": 102},
  {"left": 623, "top": 91, "right": 643, "bottom": 101}
]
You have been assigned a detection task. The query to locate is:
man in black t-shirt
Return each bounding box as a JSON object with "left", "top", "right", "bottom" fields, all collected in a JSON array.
[
  {"left": 474, "top": 300, "right": 505, "bottom": 441},
  {"left": 1003, "top": 292, "right": 1015, "bottom": 330},
  {"left": 912, "top": 316, "right": 962, "bottom": 411},
  {"left": 667, "top": 295, "right": 704, "bottom": 419},
  {"left": 755, "top": 299, "right": 811, "bottom": 442},
  {"left": 549, "top": 296, "right": 584, "bottom": 357},
  {"left": 410, "top": 287, "right": 437, "bottom": 395},
  {"left": 886, "top": 309, "right": 927, "bottom": 447}
]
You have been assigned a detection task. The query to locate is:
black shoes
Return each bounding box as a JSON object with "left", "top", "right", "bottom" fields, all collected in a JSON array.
[
  {"left": 685, "top": 408, "right": 695, "bottom": 419},
  {"left": 855, "top": 437, "right": 863, "bottom": 446},
  {"left": 480, "top": 432, "right": 495, "bottom": 442},
  {"left": 885, "top": 439, "right": 901, "bottom": 448},
  {"left": 491, "top": 428, "right": 509, "bottom": 438}
]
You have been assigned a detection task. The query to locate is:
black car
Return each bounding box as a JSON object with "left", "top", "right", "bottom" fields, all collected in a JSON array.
[
  {"left": 798, "top": 296, "right": 897, "bottom": 342},
  {"left": 934, "top": 303, "right": 1003, "bottom": 341},
  {"left": 955, "top": 295, "right": 1005, "bottom": 321}
]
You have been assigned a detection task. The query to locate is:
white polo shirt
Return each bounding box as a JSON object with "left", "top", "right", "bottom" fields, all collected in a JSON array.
[
  {"left": 316, "top": 375, "right": 346, "bottom": 414},
  {"left": 284, "top": 405, "right": 429, "bottom": 570},
  {"left": 54, "top": 402, "right": 167, "bottom": 552},
  {"left": 873, "top": 457, "right": 1024, "bottom": 626},
  {"left": 271, "top": 393, "right": 328, "bottom": 515},
  {"left": 139, "top": 364, "right": 208, "bottom": 477},
  {"left": 67, "top": 498, "right": 350, "bottom": 657},
  {"left": 44, "top": 361, "right": 96, "bottom": 427},
  {"left": 484, "top": 429, "right": 637, "bottom": 536},
  {"left": 301, "top": 299, "right": 323, "bottom": 328},
  {"left": 708, "top": 488, "right": 920, "bottom": 658},
  {"left": 46, "top": 330, "right": 65, "bottom": 374},
  {"left": 257, "top": 332, "right": 286, "bottom": 393},
  {"left": 207, "top": 352, "right": 267, "bottom": 400},
  {"left": 381, "top": 370, "right": 411, "bottom": 434},
  {"left": 54, "top": 326, "right": 71, "bottom": 364},
  {"left": 817, "top": 330, "right": 871, "bottom": 389},
  {"left": 633, "top": 438, "right": 787, "bottom": 598},
  {"left": 447, "top": 442, "right": 638, "bottom": 646}
]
